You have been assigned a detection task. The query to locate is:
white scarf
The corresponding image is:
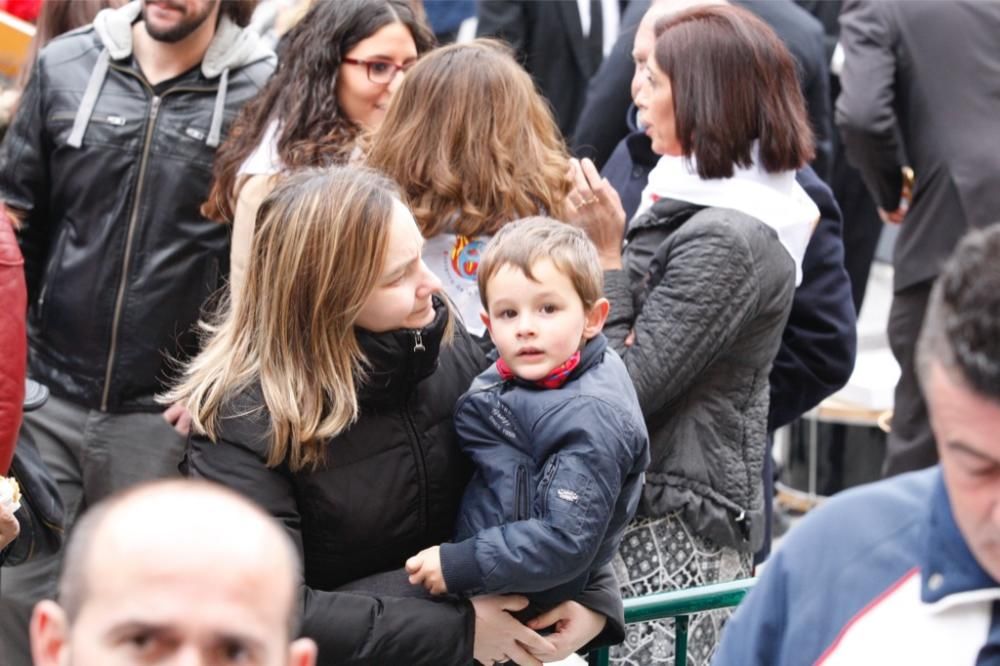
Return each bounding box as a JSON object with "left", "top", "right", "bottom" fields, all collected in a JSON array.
[{"left": 637, "top": 149, "right": 818, "bottom": 285}]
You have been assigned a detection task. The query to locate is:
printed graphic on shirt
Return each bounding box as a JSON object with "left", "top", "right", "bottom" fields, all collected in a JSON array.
[
  {"left": 424, "top": 233, "right": 492, "bottom": 336},
  {"left": 449, "top": 235, "right": 486, "bottom": 282}
]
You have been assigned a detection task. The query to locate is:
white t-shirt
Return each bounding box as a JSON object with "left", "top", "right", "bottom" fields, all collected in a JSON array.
[
  {"left": 238, "top": 119, "right": 283, "bottom": 176},
  {"left": 423, "top": 232, "right": 493, "bottom": 336}
]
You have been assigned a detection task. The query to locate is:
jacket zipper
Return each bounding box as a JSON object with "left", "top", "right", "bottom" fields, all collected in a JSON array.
[
  {"left": 515, "top": 465, "right": 529, "bottom": 521},
  {"left": 401, "top": 330, "right": 429, "bottom": 531},
  {"left": 98, "top": 67, "right": 220, "bottom": 411},
  {"left": 538, "top": 457, "right": 560, "bottom": 516},
  {"left": 100, "top": 92, "right": 159, "bottom": 411}
]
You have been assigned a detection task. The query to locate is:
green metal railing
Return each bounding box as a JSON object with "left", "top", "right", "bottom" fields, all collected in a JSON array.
[{"left": 587, "top": 577, "right": 757, "bottom": 666}]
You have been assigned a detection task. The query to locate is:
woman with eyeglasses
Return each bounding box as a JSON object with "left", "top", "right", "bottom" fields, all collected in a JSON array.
[{"left": 203, "top": 0, "right": 434, "bottom": 307}]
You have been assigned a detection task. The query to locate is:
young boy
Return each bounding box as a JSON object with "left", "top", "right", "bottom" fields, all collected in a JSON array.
[{"left": 406, "top": 217, "right": 649, "bottom": 609}]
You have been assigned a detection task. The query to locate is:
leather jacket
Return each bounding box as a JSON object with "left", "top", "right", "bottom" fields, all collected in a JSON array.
[
  {"left": 0, "top": 210, "right": 25, "bottom": 474},
  {"left": 0, "top": 2, "right": 275, "bottom": 411}
]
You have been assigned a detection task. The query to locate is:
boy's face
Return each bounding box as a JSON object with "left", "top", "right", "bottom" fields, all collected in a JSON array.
[{"left": 482, "top": 260, "right": 608, "bottom": 381}]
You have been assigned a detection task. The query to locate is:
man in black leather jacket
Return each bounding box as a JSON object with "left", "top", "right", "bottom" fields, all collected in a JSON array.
[{"left": 0, "top": 2, "right": 274, "bottom": 663}]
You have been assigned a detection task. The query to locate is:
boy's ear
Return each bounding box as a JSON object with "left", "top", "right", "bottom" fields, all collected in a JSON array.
[
  {"left": 480, "top": 311, "right": 492, "bottom": 334},
  {"left": 583, "top": 298, "right": 610, "bottom": 340}
]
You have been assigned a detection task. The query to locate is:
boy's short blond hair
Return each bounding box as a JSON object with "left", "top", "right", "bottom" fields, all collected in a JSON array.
[{"left": 478, "top": 217, "right": 605, "bottom": 311}]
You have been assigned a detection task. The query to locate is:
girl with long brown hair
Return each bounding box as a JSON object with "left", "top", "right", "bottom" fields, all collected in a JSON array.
[
  {"left": 204, "top": 0, "right": 434, "bottom": 305},
  {"left": 367, "top": 39, "right": 573, "bottom": 338},
  {"left": 167, "top": 165, "right": 625, "bottom": 664}
]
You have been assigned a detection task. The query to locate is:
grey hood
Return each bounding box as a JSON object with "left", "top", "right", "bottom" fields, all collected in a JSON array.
[
  {"left": 92, "top": 0, "right": 272, "bottom": 76},
  {"left": 67, "top": 0, "right": 273, "bottom": 149}
]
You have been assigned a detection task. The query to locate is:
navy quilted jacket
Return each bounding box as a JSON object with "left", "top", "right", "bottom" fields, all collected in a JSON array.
[{"left": 439, "top": 334, "right": 649, "bottom": 606}]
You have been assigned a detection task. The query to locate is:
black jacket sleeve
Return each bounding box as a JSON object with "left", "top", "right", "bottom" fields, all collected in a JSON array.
[
  {"left": 570, "top": 17, "right": 641, "bottom": 168},
  {"left": 767, "top": 167, "right": 857, "bottom": 431},
  {"left": 0, "top": 64, "right": 51, "bottom": 300},
  {"left": 835, "top": 0, "right": 905, "bottom": 209},
  {"left": 576, "top": 563, "right": 626, "bottom": 653},
  {"left": 185, "top": 432, "right": 476, "bottom": 665},
  {"left": 476, "top": 1, "right": 529, "bottom": 51}
]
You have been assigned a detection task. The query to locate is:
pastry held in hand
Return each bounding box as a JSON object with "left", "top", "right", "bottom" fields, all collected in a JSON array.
[{"left": 0, "top": 477, "right": 21, "bottom": 512}]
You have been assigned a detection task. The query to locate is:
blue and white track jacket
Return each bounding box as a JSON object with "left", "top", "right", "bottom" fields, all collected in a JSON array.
[{"left": 715, "top": 468, "right": 1000, "bottom": 665}]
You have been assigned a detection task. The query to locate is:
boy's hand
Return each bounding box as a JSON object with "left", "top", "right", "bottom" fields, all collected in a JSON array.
[{"left": 405, "top": 546, "right": 448, "bottom": 594}]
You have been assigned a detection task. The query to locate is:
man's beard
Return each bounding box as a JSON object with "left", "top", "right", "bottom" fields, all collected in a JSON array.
[{"left": 142, "top": 0, "right": 219, "bottom": 43}]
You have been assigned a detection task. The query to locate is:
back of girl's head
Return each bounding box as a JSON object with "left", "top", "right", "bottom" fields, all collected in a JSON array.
[
  {"left": 204, "top": 0, "right": 434, "bottom": 221},
  {"left": 367, "top": 39, "right": 572, "bottom": 238},
  {"left": 173, "top": 166, "right": 403, "bottom": 472},
  {"left": 653, "top": 4, "right": 814, "bottom": 178}
]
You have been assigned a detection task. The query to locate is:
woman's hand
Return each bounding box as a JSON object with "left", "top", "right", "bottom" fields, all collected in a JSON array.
[
  {"left": 471, "top": 595, "right": 555, "bottom": 666},
  {"left": 0, "top": 502, "right": 19, "bottom": 551},
  {"left": 162, "top": 402, "right": 193, "bottom": 437},
  {"left": 525, "top": 600, "right": 607, "bottom": 662},
  {"left": 566, "top": 158, "right": 626, "bottom": 270}
]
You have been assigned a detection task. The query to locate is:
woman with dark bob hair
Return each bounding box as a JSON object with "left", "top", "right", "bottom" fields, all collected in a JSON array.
[
  {"left": 203, "top": 0, "right": 435, "bottom": 306},
  {"left": 571, "top": 5, "right": 819, "bottom": 664}
]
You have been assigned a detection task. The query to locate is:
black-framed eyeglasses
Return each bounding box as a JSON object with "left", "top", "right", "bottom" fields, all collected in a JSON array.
[{"left": 342, "top": 58, "right": 414, "bottom": 84}]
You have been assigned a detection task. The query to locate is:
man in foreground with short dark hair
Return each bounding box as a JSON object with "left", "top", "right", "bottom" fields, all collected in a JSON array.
[
  {"left": 29, "top": 479, "right": 317, "bottom": 666},
  {"left": 714, "top": 224, "right": 1000, "bottom": 664}
]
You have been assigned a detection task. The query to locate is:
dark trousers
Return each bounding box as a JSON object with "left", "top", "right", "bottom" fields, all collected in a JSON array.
[{"left": 884, "top": 278, "right": 938, "bottom": 476}]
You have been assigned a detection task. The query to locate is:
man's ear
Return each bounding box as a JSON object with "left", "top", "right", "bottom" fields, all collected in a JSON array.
[
  {"left": 289, "top": 637, "right": 319, "bottom": 666},
  {"left": 30, "top": 600, "right": 70, "bottom": 666},
  {"left": 583, "top": 298, "right": 610, "bottom": 340}
]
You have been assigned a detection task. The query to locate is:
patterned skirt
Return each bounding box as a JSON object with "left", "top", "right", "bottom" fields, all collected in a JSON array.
[{"left": 609, "top": 513, "right": 752, "bottom": 666}]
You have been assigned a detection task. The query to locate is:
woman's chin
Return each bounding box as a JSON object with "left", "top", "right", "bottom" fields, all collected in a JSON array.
[{"left": 406, "top": 304, "right": 436, "bottom": 330}]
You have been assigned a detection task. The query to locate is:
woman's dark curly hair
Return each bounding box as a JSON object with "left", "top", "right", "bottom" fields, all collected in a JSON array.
[{"left": 203, "top": 0, "right": 434, "bottom": 221}]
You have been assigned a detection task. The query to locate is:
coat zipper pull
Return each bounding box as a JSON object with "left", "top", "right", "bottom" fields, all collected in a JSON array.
[{"left": 412, "top": 330, "right": 425, "bottom": 352}]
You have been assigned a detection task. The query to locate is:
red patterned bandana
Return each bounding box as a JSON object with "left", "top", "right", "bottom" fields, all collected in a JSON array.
[{"left": 496, "top": 351, "right": 582, "bottom": 389}]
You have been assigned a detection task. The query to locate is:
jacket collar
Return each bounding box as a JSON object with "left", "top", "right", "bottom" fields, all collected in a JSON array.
[
  {"left": 626, "top": 197, "right": 704, "bottom": 238},
  {"left": 490, "top": 333, "right": 609, "bottom": 391},
  {"left": 624, "top": 103, "right": 659, "bottom": 169},
  {"left": 354, "top": 296, "right": 449, "bottom": 405},
  {"left": 921, "top": 469, "right": 1000, "bottom": 608}
]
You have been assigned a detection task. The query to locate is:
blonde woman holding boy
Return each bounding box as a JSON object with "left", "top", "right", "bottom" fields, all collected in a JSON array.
[{"left": 408, "top": 217, "right": 649, "bottom": 615}]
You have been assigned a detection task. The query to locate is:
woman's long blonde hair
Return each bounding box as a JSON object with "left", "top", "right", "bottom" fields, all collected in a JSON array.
[
  {"left": 167, "top": 167, "right": 400, "bottom": 471},
  {"left": 366, "top": 39, "right": 573, "bottom": 238}
]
